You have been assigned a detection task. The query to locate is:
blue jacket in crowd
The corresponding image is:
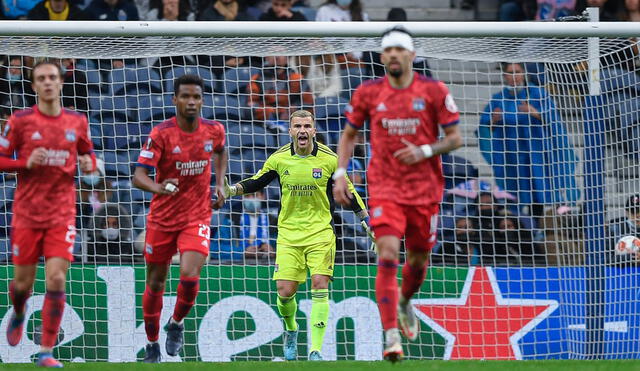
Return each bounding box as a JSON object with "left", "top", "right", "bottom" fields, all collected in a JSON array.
[{"left": 477, "top": 83, "right": 580, "bottom": 206}]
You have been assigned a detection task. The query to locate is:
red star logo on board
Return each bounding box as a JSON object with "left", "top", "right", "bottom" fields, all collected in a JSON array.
[{"left": 413, "top": 267, "right": 558, "bottom": 360}]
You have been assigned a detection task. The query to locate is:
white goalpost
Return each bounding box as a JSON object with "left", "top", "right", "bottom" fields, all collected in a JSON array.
[{"left": 0, "top": 18, "right": 638, "bottom": 362}]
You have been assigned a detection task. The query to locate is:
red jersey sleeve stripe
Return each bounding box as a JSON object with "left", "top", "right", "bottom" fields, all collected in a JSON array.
[{"left": 440, "top": 119, "right": 460, "bottom": 127}]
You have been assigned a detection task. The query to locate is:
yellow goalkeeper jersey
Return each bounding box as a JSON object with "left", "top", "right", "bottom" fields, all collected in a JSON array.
[{"left": 238, "top": 141, "right": 365, "bottom": 247}]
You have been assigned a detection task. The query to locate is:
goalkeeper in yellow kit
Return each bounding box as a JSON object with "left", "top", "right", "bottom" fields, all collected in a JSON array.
[{"left": 223, "top": 110, "right": 374, "bottom": 361}]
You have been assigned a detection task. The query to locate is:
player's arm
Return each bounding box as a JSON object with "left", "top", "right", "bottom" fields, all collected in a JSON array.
[
  {"left": 133, "top": 166, "right": 178, "bottom": 195},
  {"left": 394, "top": 85, "right": 463, "bottom": 164},
  {"left": 77, "top": 116, "right": 97, "bottom": 174},
  {"left": 340, "top": 171, "right": 376, "bottom": 250},
  {"left": 132, "top": 130, "right": 177, "bottom": 195},
  {"left": 0, "top": 149, "right": 47, "bottom": 171},
  {"left": 334, "top": 124, "right": 359, "bottom": 206},
  {"left": 211, "top": 145, "right": 228, "bottom": 210},
  {"left": 223, "top": 155, "right": 278, "bottom": 197},
  {"left": 0, "top": 118, "right": 48, "bottom": 171}
]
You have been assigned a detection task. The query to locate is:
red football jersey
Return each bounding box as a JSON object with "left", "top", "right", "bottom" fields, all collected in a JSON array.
[
  {"left": 345, "top": 72, "right": 460, "bottom": 205},
  {"left": 0, "top": 106, "right": 94, "bottom": 228},
  {"left": 137, "top": 117, "right": 225, "bottom": 231}
]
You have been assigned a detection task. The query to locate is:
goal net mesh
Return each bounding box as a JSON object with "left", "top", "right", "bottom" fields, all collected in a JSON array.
[{"left": 0, "top": 33, "right": 638, "bottom": 362}]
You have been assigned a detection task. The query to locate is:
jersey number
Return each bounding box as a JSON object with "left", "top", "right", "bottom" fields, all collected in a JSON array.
[{"left": 198, "top": 224, "right": 211, "bottom": 239}]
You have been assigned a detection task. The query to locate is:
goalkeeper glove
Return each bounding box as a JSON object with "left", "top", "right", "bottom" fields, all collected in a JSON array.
[
  {"left": 360, "top": 217, "right": 377, "bottom": 254},
  {"left": 221, "top": 177, "right": 239, "bottom": 198}
]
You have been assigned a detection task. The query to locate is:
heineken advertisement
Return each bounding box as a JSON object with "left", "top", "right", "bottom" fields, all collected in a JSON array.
[{"left": 0, "top": 265, "right": 638, "bottom": 362}]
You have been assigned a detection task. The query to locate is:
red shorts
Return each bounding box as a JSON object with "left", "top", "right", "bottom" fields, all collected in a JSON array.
[
  {"left": 368, "top": 199, "right": 439, "bottom": 252},
  {"left": 11, "top": 225, "right": 76, "bottom": 265},
  {"left": 144, "top": 223, "right": 210, "bottom": 264}
]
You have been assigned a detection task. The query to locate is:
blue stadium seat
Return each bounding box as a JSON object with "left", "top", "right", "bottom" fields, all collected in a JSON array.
[
  {"left": 162, "top": 93, "right": 177, "bottom": 118},
  {"left": 240, "top": 125, "right": 267, "bottom": 148},
  {"left": 314, "top": 96, "right": 349, "bottom": 119},
  {"left": 223, "top": 67, "right": 258, "bottom": 95},
  {"left": 212, "top": 94, "right": 241, "bottom": 120},
  {"left": 89, "top": 122, "right": 116, "bottom": 151},
  {"left": 341, "top": 67, "right": 366, "bottom": 96},
  {"left": 164, "top": 66, "right": 216, "bottom": 93},
  {"left": 130, "top": 188, "right": 153, "bottom": 203},
  {"left": 277, "top": 132, "right": 290, "bottom": 147},
  {"left": 97, "top": 150, "right": 130, "bottom": 177}
]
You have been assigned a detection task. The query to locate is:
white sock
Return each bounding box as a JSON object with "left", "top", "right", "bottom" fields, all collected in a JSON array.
[
  {"left": 170, "top": 317, "right": 184, "bottom": 326},
  {"left": 147, "top": 340, "right": 158, "bottom": 345}
]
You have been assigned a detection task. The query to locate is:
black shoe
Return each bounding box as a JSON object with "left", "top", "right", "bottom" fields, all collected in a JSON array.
[
  {"left": 143, "top": 342, "right": 161, "bottom": 363},
  {"left": 165, "top": 320, "right": 184, "bottom": 356}
]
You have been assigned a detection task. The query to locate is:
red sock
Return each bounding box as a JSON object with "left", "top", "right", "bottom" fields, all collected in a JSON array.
[
  {"left": 41, "top": 291, "right": 65, "bottom": 348},
  {"left": 143, "top": 286, "right": 164, "bottom": 342},
  {"left": 401, "top": 262, "right": 427, "bottom": 301},
  {"left": 9, "top": 281, "right": 31, "bottom": 316},
  {"left": 376, "top": 259, "right": 399, "bottom": 331},
  {"left": 172, "top": 276, "right": 200, "bottom": 322}
]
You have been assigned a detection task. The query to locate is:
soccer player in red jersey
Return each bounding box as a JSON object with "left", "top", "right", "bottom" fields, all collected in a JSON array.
[
  {"left": 334, "top": 26, "right": 463, "bottom": 362},
  {"left": 2, "top": 61, "right": 97, "bottom": 368},
  {"left": 133, "top": 74, "right": 227, "bottom": 363}
]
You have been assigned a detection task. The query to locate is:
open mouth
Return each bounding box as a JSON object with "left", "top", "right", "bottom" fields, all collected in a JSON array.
[{"left": 298, "top": 134, "right": 309, "bottom": 146}]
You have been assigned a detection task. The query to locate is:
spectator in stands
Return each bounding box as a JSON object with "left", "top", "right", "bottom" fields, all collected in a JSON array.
[
  {"left": 477, "top": 62, "right": 580, "bottom": 223},
  {"left": 239, "top": 191, "right": 275, "bottom": 260},
  {"left": 197, "top": 0, "right": 253, "bottom": 20},
  {"left": 439, "top": 215, "right": 481, "bottom": 266},
  {"left": 536, "top": 0, "right": 578, "bottom": 20},
  {"left": 59, "top": 58, "right": 88, "bottom": 112},
  {"left": 86, "top": 203, "right": 137, "bottom": 264},
  {"left": 498, "top": 0, "right": 536, "bottom": 20},
  {"left": 291, "top": 54, "right": 343, "bottom": 98},
  {"left": 627, "top": 0, "right": 640, "bottom": 21},
  {"left": 76, "top": 158, "right": 112, "bottom": 230},
  {"left": 315, "top": 0, "right": 368, "bottom": 21},
  {"left": 145, "top": 0, "right": 194, "bottom": 21},
  {"left": 86, "top": 0, "right": 140, "bottom": 20},
  {"left": 476, "top": 191, "right": 500, "bottom": 230},
  {"left": 247, "top": 55, "right": 314, "bottom": 122},
  {"left": 1, "top": 0, "right": 40, "bottom": 19},
  {"left": 258, "top": 0, "right": 306, "bottom": 21},
  {"left": 0, "top": 56, "right": 35, "bottom": 108},
  {"left": 488, "top": 208, "right": 538, "bottom": 263},
  {"left": 27, "top": 0, "right": 89, "bottom": 20}
]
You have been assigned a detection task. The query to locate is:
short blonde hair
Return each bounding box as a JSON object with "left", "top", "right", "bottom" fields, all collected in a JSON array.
[{"left": 289, "top": 109, "right": 315, "bottom": 124}]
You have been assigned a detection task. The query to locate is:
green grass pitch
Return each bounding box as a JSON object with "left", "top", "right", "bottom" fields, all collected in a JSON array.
[{"left": 1, "top": 361, "right": 639, "bottom": 371}]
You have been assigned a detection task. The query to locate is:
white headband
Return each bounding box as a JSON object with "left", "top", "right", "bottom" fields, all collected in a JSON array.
[{"left": 381, "top": 31, "right": 414, "bottom": 52}]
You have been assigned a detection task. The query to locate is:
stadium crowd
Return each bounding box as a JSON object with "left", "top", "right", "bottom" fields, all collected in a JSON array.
[{"left": 0, "top": 0, "right": 638, "bottom": 266}]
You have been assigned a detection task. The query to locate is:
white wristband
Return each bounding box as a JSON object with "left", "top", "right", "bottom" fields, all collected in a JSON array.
[
  {"left": 420, "top": 144, "right": 434, "bottom": 159},
  {"left": 332, "top": 167, "right": 347, "bottom": 180}
]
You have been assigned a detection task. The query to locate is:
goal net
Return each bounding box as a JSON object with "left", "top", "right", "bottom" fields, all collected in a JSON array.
[{"left": 0, "top": 21, "right": 638, "bottom": 362}]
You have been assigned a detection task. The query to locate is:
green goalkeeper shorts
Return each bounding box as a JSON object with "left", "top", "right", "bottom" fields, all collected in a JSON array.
[{"left": 273, "top": 240, "right": 336, "bottom": 283}]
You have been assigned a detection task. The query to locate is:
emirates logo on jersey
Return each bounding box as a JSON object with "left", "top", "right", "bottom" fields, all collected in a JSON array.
[
  {"left": 381, "top": 118, "right": 420, "bottom": 136},
  {"left": 176, "top": 160, "right": 208, "bottom": 176}
]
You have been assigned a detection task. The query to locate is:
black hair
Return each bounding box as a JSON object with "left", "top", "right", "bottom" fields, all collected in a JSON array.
[
  {"left": 381, "top": 25, "right": 413, "bottom": 38},
  {"left": 387, "top": 8, "right": 407, "bottom": 21},
  {"left": 174, "top": 74, "right": 204, "bottom": 96},
  {"left": 31, "top": 60, "right": 63, "bottom": 83}
]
